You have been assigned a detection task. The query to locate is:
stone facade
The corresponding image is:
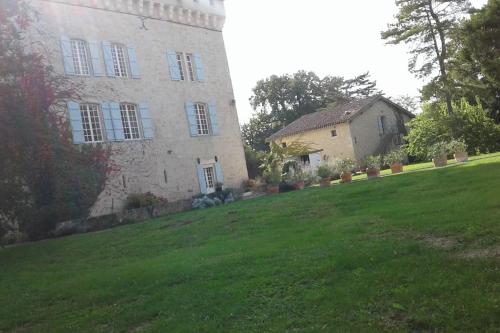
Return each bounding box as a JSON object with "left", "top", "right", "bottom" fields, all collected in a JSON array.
[
  {"left": 27, "top": 0, "right": 248, "bottom": 216},
  {"left": 271, "top": 98, "right": 413, "bottom": 165}
]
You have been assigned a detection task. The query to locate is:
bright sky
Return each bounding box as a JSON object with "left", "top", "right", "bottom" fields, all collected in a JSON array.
[{"left": 223, "top": 0, "right": 488, "bottom": 124}]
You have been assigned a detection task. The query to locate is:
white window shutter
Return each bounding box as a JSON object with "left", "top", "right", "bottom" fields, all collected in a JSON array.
[
  {"left": 185, "top": 102, "right": 199, "bottom": 137},
  {"left": 139, "top": 103, "right": 154, "bottom": 139},
  {"left": 102, "top": 41, "right": 115, "bottom": 77},
  {"left": 215, "top": 162, "right": 224, "bottom": 184},
  {"left": 166, "top": 50, "right": 181, "bottom": 81},
  {"left": 110, "top": 102, "right": 125, "bottom": 141},
  {"left": 67, "top": 101, "right": 84, "bottom": 144},
  {"left": 88, "top": 41, "right": 104, "bottom": 77},
  {"left": 193, "top": 53, "right": 205, "bottom": 82},
  {"left": 101, "top": 102, "right": 115, "bottom": 141},
  {"left": 208, "top": 102, "right": 219, "bottom": 136},
  {"left": 60, "top": 37, "right": 75, "bottom": 75},
  {"left": 127, "top": 45, "right": 140, "bottom": 79},
  {"left": 197, "top": 164, "right": 207, "bottom": 194}
]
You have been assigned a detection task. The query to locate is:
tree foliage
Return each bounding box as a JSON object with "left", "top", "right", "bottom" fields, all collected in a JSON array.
[
  {"left": 243, "top": 71, "right": 381, "bottom": 151},
  {"left": 405, "top": 99, "right": 500, "bottom": 159},
  {"left": 0, "top": 1, "right": 111, "bottom": 240},
  {"left": 382, "top": 0, "right": 472, "bottom": 116}
]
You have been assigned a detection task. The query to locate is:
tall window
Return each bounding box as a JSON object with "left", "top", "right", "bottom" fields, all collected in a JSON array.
[
  {"left": 71, "top": 39, "right": 90, "bottom": 76},
  {"left": 111, "top": 44, "right": 128, "bottom": 77},
  {"left": 195, "top": 103, "right": 210, "bottom": 135},
  {"left": 380, "top": 116, "right": 387, "bottom": 134},
  {"left": 185, "top": 54, "right": 196, "bottom": 81},
  {"left": 203, "top": 166, "right": 216, "bottom": 192},
  {"left": 176, "top": 53, "right": 185, "bottom": 81},
  {"left": 120, "top": 103, "right": 141, "bottom": 140},
  {"left": 80, "top": 104, "right": 103, "bottom": 142}
]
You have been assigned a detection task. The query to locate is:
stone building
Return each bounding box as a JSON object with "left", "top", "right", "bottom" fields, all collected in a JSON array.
[
  {"left": 27, "top": 0, "right": 248, "bottom": 216},
  {"left": 266, "top": 96, "right": 415, "bottom": 166}
]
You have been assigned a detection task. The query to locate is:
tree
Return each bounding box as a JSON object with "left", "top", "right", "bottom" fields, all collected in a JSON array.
[
  {"left": 405, "top": 99, "right": 500, "bottom": 159},
  {"left": 393, "top": 94, "right": 421, "bottom": 113},
  {"left": 0, "top": 1, "right": 111, "bottom": 240},
  {"left": 445, "top": 0, "right": 500, "bottom": 123},
  {"left": 244, "top": 70, "right": 381, "bottom": 151},
  {"left": 382, "top": 0, "right": 472, "bottom": 116}
]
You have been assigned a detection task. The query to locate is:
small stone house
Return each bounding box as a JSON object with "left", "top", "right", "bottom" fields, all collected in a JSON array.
[{"left": 266, "top": 96, "right": 415, "bottom": 166}]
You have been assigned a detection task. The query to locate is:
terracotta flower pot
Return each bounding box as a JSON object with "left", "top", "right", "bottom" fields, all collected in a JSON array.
[
  {"left": 294, "top": 180, "right": 305, "bottom": 190},
  {"left": 319, "top": 177, "right": 331, "bottom": 188},
  {"left": 366, "top": 167, "right": 380, "bottom": 179},
  {"left": 341, "top": 172, "right": 352, "bottom": 183},
  {"left": 454, "top": 151, "right": 469, "bottom": 163},
  {"left": 267, "top": 185, "right": 280, "bottom": 195},
  {"left": 432, "top": 155, "right": 448, "bottom": 167},
  {"left": 390, "top": 163, "right": 404, "bottom": 174}
]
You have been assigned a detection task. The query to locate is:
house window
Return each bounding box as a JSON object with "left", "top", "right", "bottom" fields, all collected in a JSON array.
[
  {"left": 80, "top": 103, "right": 103, "bottom": 142},
  {"left": 300, "top": 155, "right": 310, "bottom": 164},
  {"left": 185, "top": 54, "right": 196, "bottom": 81},
  {"left": 176, "top": 52, "right": 185, "bottom": 81},
  {"left": 282, "top": 142, "right": 287, "bottom": 148},
  {"left": 380, "top": 116, "right": 387, "bottom": 134},
  {"left": 331, "top": 129, "right": 337, "bottom": 137},
  {"left": 120, "top": 103, "right": 141, "bottom": 140},
  {"left": 195, "top": 103, "right": 210, "bottom": 135},
  {"left": 70, "top": 39, "right": 90, "bottom": 76},
  {"left": 203, "top": 166, "right": 216, "bottom": 192},
  {"left": 110, "top": 44, "right": 128, "bottom": 77}
]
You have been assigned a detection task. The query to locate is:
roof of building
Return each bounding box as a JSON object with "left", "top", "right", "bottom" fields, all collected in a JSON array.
[{"left": 266, "top": 95, "right": 415, "bottom": 142}]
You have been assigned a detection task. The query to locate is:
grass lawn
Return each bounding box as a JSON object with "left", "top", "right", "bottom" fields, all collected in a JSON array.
[{"left": 1, "top": 153, "right": 500, "bottom": 332}]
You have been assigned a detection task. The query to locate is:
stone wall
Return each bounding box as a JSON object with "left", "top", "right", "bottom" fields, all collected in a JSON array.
[{"left": 27, "top": 0, "right": 249, "bottom": 217}]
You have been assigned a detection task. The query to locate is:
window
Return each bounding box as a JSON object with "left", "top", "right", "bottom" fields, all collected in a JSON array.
[
  {"left": 380, "top": 116, "right": 387, "bottom": 134},
  {"left": 110, "top": 44, "right": 128, "bottom": 77},
  {"left": 80, "top": 104, "right": 103, "bottom": 142},
  {"left": 120, "top": 103, "right": 141, "bottom": 140},
  {"left": 195, "top": 103, "right": 210, "bottom": 135},
  {"left": 282, "top": 143, "right": 287, "bottom": 148},
  {"left": 185, "top": 54, "right": 196, "bottom": 81},
  {"left": 300, "top": 155, "right": 310, "bottom": 164},
  {"left": 203, "top": 166, "right": 216, "bottom": 192},
  {"left": 331, "top": 129, "right": 337, "bottom": 137},
  {"left": 70, "top": 39, "right": 90, "bottom": 76},
  {"left": 176, "top": 52, "right": 185, "bottom": 81}
]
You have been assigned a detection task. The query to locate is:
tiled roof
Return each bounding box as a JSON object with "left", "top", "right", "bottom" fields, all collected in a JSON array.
[{"left": 266, "top": 95, "right": 413, "bottom": 141}]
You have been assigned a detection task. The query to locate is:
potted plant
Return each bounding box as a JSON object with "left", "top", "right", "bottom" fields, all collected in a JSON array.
[
  {"left": 336, "top": 158, "right": 356, "bottom": 183},
  {"left": 317, "top": 164, "right": 333, "bottom": 188},
  {"left": 384, "top": 149, "right": 406, "bottom": 174},
  {"left": 365, "top": 155, "right": 382, "bottom": 179},
  {"left": 428, "top": 141, "right": 449, "bottom": 167},
  {"left": 292, "top": 169, "right": 307, "bottom": 190},
  {"left": 448, "top": 140, "right": 468, "bottom": 163},
  {"left": 263, "top": 169, "right": 282, "bottom": 194}
]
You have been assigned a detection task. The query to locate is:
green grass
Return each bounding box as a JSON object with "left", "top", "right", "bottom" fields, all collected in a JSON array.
[{"left": 1, "top": 153, "right": 500, "bottom": 332}]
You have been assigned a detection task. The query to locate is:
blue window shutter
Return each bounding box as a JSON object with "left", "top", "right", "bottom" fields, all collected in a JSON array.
[
  {"left": 193, "top": 53, "right": 205, "bottom": 82},
  {"left": 101, "top": 102, "right": 115, "bottom": 141},
  {"left": 139, "top": 103, "right": 154, "bottom": 139},
  {"left": 208, "top": 102, "right": 219, "bottom": 136},
  {"left": 88, "top": 41, "right": 104, "bottom": 77},
  {"left": 60, "top": 37, "right": 75, "bottom": 75},
  {"left": 215, "top": 162, "right": 224, "bottom": 184},
  {"left": 67, "top": 101, "right": 84, "bottom": 144},
  {"left": 185, "top": 102, "right": 199, "bottom": 137},
  {"left": 102, "top": 41, "right": 115, "bottom": 77},
  {"left": 127, "top": 45, "right": 140, "bottom": 79},
  {"left": 197, "top": 164, "right": 207, "bottom": 194},
  {"left": 166, "top": 50, "right": 181, "bottom": 81},
  {"left": 110, "top": 102, "right": 125, "bottom": 141}
]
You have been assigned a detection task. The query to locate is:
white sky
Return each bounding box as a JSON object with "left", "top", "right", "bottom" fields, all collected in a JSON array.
[{"left": 223, "top": 0, "right": 488, "bottom": 124}]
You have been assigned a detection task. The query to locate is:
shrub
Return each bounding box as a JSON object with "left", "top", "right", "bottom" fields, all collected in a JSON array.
[
  {"left": 192, "top": 188, "right": 239, "bottom": 210},
  {"left": 428, "top": 141, "right": 450, "bottom": 159},
  {"left": 126, "top": 192, "right": 167, "bottom": 210},
  {"left": 448, "top": 139, "right": 467, "bottom": 153},
  {"left": 263, "top": 169, "right": 282, "bottom": 186},
  {"left": 384, "top": 149, "right": 407, "bottom": 165},
  {"left": 335, "top": 158, "right": 357, "bottom": 174},
  {"left": 317, "top": 164, "right": 334, "bottom": 179},
  {"left": 365, "top": 155, "right": 382, "bottom": 169}
]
